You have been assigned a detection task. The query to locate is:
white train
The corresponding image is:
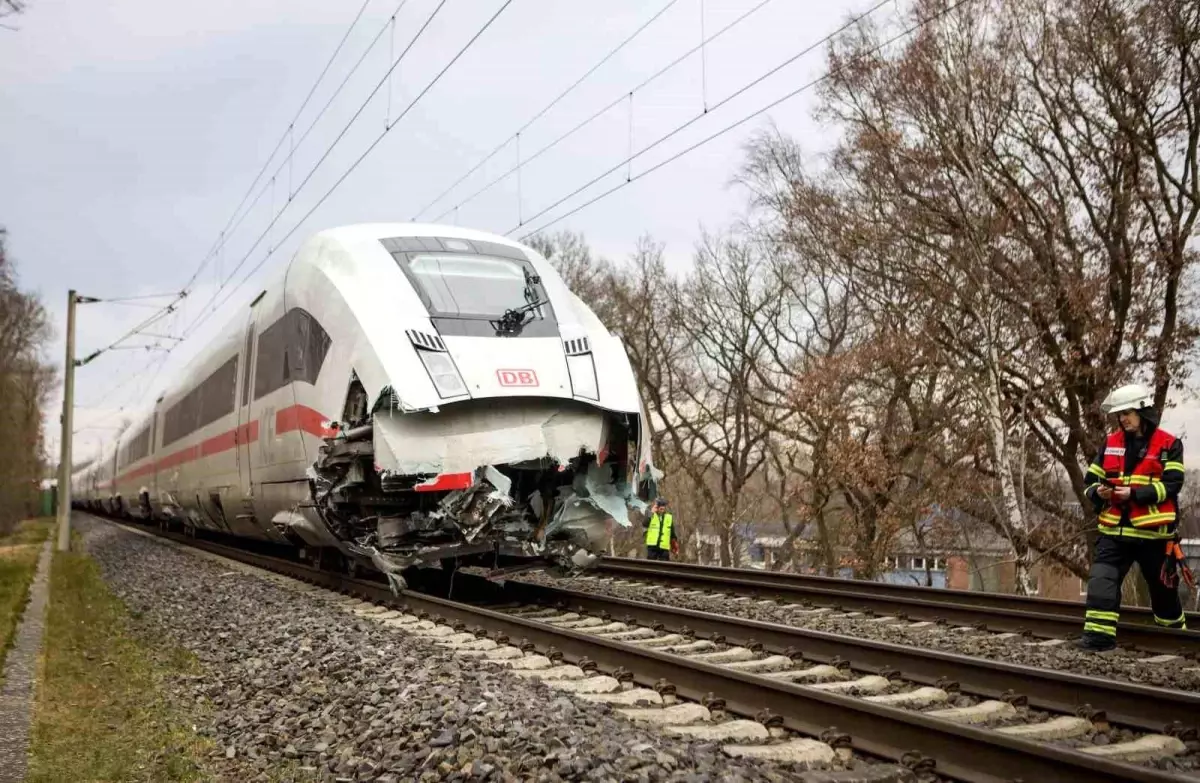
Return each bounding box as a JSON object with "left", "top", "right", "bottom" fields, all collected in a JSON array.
[{"left": 72, "top": 223, "right": 661, "bottom": 583}]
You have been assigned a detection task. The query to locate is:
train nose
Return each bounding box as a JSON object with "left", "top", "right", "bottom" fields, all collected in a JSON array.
[{"left": 441, "top": 336, "right": 574, "bottom": 400}]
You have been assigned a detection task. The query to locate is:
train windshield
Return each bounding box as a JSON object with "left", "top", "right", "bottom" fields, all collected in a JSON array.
[{"left": 407, "top": 253, "right": 544, "bottom": 319}]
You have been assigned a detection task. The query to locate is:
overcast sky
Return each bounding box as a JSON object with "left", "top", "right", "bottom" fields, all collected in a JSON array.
[{"left": 3, "top": 0, "right": 1198, "bottom": 467}]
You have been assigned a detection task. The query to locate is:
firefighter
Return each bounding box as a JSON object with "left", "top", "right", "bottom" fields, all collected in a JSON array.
[
  {"left": 644, "top": 497, "right": 675, "bottom": 561},
  {"left": 1077, "top": 383, "right": 1189, "bottom": 652}
]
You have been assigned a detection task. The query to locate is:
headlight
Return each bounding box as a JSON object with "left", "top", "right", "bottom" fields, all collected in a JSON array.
[
  {"left": 566, "top": 353, "right": 598, "bottom": 400},
  {"left": 418, "top": 350, "right": 468, "bottom": 398}
]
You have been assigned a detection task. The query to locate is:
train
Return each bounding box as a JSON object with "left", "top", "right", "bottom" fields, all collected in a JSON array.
[{"left": 71, "top": 222, "right": 661, "bottom": 586}]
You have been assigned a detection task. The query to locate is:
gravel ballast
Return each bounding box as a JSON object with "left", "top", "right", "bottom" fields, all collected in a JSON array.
[
  {"left": 512, "top": 571, "right": 1200, "bottom": 693},
  {"left": 77, "top": 518, "right": 912, "bottom": 783}
]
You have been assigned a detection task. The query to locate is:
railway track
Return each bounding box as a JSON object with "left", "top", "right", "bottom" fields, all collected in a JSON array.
[
  {"left": 97, "top": 517, "right": 1198, "bottom": 783},
  {"left": 433, "top": 571, "right": 1200, "bottom": 733},
  {"left": 593, "top": 557, "right": 1200, "bottom": 654}
]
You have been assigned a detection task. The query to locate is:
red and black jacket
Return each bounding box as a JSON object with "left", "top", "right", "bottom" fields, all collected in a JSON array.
[{"left": 1084, "top": 426, "right": 1184, "bottom": 537}]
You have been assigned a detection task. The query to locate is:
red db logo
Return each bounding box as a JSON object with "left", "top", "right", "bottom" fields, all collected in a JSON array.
[{"left": 497, "top": 369, "right": 539, "bottom": 387}]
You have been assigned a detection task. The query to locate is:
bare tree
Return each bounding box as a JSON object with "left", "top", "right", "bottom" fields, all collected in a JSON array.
[
  {"left": 734, "top": 0, "right": 1200, "bottom": 581},
  {"left": 735, "top": 128, "right": 858, "bottom": 574},
  {"left": 0, "top": 227, "right": 54, "bottom": 533},
  {"left": 736, "top": 127, "right": 983, "bottom": 579},
  {"left": 0, "top": 0, "right": 26, "bottom": 32},
  {"left": 631, "top": 232, "right": 786, "bottom": 565},
  {"left": 526, "top": 230, "right": 619, "bottom": 326},
  {"left": 534, "top": 228, "right": 795, "bottom": 566}
]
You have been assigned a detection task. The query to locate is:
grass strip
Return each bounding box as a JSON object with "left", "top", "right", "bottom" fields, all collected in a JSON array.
[
  {"left": 27, "top": 549, "right": 212, "bottom": 783},
  {"left": 0, "top": 517, "right": 52, "bottom": 681}
]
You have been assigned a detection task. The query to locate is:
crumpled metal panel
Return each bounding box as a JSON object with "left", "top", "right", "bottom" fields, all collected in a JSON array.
[
  {"left": 271, "top": 509, "right": 344, "bottom": 548},
  {"left": 543, "top": 462, "right": 644, "bottom": 538},
  {"left": 373, "top": 400, "right": 607, "bottom": 475}
]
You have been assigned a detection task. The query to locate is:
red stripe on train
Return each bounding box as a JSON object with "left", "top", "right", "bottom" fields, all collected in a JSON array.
[
  {"left": 276, "top": 405, "right": 336, "bottom": 438},
  {"left": 414, "top": 472, "right": 474, "bottom": 492},
  {"left": 237, "top": 419, "right": 260, "bottom": 446},
  {"left": 107, "top": 407, "right": 311, "bottom": 486}
]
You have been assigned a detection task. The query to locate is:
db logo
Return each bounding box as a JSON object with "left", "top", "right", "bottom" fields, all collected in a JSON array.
[{"left": 497, "top": 369, "right": 539, "bottom": 387}]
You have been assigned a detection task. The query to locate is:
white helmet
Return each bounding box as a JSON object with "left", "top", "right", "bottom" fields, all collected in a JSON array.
[{"left": 1100, "top": 383, "right": 1155, "bottom": 415}]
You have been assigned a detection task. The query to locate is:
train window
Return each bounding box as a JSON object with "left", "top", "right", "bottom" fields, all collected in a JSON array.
[
  {"left": 381, "top": 235, "right": 529, "bottom": 261},
  {"left": 254, "top": 320, "right": 285, "bottom": 398},
  {"left": 163, "top": 387, "right": 199, "bottom": 446},
  {"left": 253, "top": 309, "right": 332, "bottom": 400},
  {"left": 198, "top": 357, "right": 237, "bottom": 428},
  {"left": 124, "top": 427, "right": 151, "bottom": 464},
  {"left": 162, "top": 356, "right": 238, "bottom": 446},
  {"left": 406, "top": 254, "right": 532, "bottom": 317},
  {"left": 288, "top": 308, "right": 331, "bottom": 386},
  {"left": 390, "top": 249, "right": 558, "bottom": 338}
]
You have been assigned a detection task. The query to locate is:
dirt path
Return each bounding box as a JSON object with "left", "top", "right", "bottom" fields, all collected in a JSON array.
[{"left": 0, "top": 540, "right": 52, "bottom": 782}]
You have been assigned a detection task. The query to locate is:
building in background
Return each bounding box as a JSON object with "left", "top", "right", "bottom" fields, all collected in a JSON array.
[{"left": 619, "top": 495, "right": 1199, "bottom": 606}]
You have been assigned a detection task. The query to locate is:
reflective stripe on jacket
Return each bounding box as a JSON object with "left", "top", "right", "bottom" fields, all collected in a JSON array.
[
  {"left": 645, "top": 512, "right": 673, "bottom": 549},
  {"left": 1095, "top": 428, "right": 1180, "bottom": 530}
]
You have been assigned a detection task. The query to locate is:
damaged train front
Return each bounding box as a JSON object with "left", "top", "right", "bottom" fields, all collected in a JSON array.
[
  {"left": 309, "top": 391, "right": 660, "bottom": 587},
  {"left": 304, "top": 228, "right": 661, "bottom": 588}
]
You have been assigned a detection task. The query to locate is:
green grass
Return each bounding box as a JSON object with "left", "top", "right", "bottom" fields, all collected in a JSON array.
[
  {"left": 27, "top": 549, "right": 213, "bottom": 783},
  {"left": 2, "top": 516, "right": 54, "bottom": 547},
  {"left": 0, "top": 517, "right": 52, "bottom": 682}
]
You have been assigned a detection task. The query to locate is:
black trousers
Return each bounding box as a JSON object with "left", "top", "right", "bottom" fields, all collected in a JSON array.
[
  {"left": 1083, "top": 533, "right": 1187, "bottom": 638},
  {"left": 646, "top": 546, "right": 670, "bottom": 561}
]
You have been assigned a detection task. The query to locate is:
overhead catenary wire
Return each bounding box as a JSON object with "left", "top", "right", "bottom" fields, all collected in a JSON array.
[
  {"left": 179, "top": 0, "right": 377, "bottom": 295},
  {"left": 178, "top": 0, "right": 457, "bottom": 340},
  {"left": 206, "top": 0, "right": 413, "bottom": 268},
  {"left": 427, "top": 0, "right": 780, "bottom": 224},
  {"left": 510, "top": 0, "right": 953, "bottom": 239},
  {"left": 129, "top": 310, "right": 181, "bottom": 409},
  {"left": 65, "top": 299, "right": 191, "bottom": 462},
  {"left": 64, "top": 0, "right": 378, "bottom": 425},
  {"left": 73, "top": 349, "right": 173, "bottom": 432},
  {"left": 182, "top": 0, "right": 517, "bottom": 341},
  {"left": 411, "top": 0, "right": 685, "bottom": 221},
  {"left": 75, "top": 297, "right": 183, "bottom": 367},
  {"left": 72, "top": 302, "right": 181, "bottom": 428},
  {"left": 92, "top": 291, "right": 186, "bottom": 303},
  {"left": 91, "top": 300, "right": 183, "bottom": 310}
]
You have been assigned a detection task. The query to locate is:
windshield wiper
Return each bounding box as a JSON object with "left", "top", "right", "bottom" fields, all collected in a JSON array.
[{"left": 493, "top": 269, "right": 546, "bottom": 336}]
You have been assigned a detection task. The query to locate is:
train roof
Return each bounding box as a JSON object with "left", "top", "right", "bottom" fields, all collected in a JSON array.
[
  {"left": 310, "top": 222, "right": 534, "bottom": 252},
  {"left": 169, "top": 223, "right": 542, "bottom": 386},
  {"left": 71, "top": 223, "right": 568, "bottom": 477}
]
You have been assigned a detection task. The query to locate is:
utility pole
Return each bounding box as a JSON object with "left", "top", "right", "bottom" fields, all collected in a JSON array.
[
  {"left": 57, "top": 290, "right": 78, "bottom": 551},
  {"left": 56, "top": 290, "right": 99, "bottom": 552}
]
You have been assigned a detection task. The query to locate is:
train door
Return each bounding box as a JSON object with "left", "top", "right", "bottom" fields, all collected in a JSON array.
[
  {"left": 236, "top": 293, "right": 264, "bottom": 508},
  {"left": 145, "top": 410, "right": 158, "bottom": 518},
  {"left": 109, "top": 446, "right": 120, "bottom": 514}
]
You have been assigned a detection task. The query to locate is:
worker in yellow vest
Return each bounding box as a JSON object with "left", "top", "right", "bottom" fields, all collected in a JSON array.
[{"left": 644, "top": 497, "right": 675, "bottom": 560}]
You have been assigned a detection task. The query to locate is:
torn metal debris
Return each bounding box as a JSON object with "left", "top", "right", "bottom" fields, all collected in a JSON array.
[{"left": 309, "top": 397, "right": 658, "bottom": 590}]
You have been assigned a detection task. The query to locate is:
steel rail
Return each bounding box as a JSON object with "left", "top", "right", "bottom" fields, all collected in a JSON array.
[
  {"left": 599, "top": 557, "right": 1200, "bottom": 626},
  {"left": 424, "top": 571, "right": 1199, "bottom": 733},
  {"left": 595, "top": 558, "right": 1200, "bottom": 654},
  {"left": 103, "top": 520, "right": 1193, "bottom": 783}
]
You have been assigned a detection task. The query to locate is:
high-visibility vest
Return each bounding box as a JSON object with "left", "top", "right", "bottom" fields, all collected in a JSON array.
[
  {"left": 1098, "top": 428, "right": 1178, "bottom": 529},
  {"left": 645, "top": 512, "right": 673, "bottom": 549}
]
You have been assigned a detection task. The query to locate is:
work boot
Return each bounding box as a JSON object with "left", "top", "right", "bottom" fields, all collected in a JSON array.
[{"left": 1074, "top": 631, "right": 1116, "bottom": 652}]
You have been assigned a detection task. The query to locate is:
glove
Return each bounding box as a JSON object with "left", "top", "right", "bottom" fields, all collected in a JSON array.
[{"left": 1161, "top": 535, "right": 1196, "bottom": 591}]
